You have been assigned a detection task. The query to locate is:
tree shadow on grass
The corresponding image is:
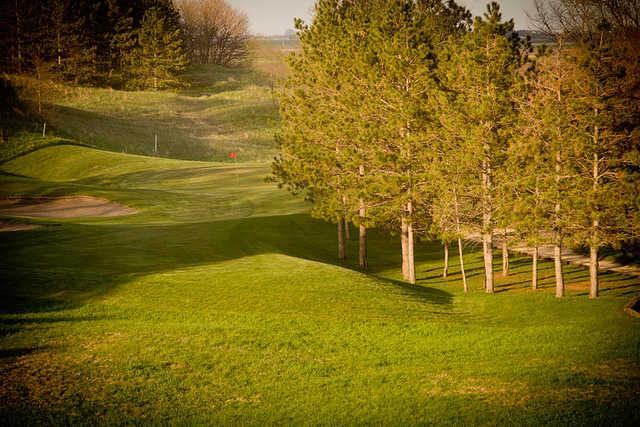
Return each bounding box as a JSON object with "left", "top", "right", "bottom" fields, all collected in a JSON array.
[
  {"left": 0, "top": 213, "right": 454, "bottom": 318},
  {"left": 376, "top": 276, "right": 454, "bottom": 308},
  {"left": 178, "top": 65, "right": 275, "bottom": 97},
  {"left": 0, "top": 295, "right": 77, "bottom": 314},
  {"left": 2, "top": 211, "right": 639, "bottom": 324},
  {"left": 0, "top": 315, "right": 116, "bottom": 325},
  {"left": 1, "top": 212, "right": 638, "bottom": 425},
  {"left": 43, "top": 104, "right": 277, "bottom": 162},
  {"left": 0, "top": 347, "right": 36, "bottom": 359},
  {"left": 0, "top": 346, "right": 53, "bottom": 360}
]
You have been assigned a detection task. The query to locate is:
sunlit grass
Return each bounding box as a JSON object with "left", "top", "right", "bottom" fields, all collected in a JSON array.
[{"left": 1, "top": 145, "right": 639, "bottom": 424}]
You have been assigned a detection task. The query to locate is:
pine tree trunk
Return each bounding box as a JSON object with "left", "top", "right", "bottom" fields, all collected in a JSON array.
[
  {"left": 453, "top": 191, "right": 467, "bottom": 293},
  {"left": 407, "top": 214, "right": 416, "bottom": 285},
  {"left": 153, "top": 47, "right": 158, "bottom": 89},
  {"left": 482, "top": 158, "right": 494, "bottom": 294},
  {"left": 482, "top": 239, "right": 487, "bottom": 291},
  {"left": 358, "top": 164, "right": 368, "bottom": 269},
  {"left": 443, "top": 243, "right": 449, "bottom": 278},
  {"left": 554, "top": 242, "right": 564, "bottom": 298},
  {"left": 359, "top": 223, "right": 368, "bottom": 269},
  {"left": 590, "top": 133, "right": 600, "bottom": 299},
  {"left": 502, "top": 239, "right": 509, "bottom": 276},
  {"left": 342, "top": 195, "right": 350, "bottom": 240},
  {"left": 554, "top": 149, "right": 564, "bottom": 298},
  {"left": 57, "top": 30, "right": 61, "bottom": 66},
  {"left": 358, "top": 199, "right": 368, "bottom": 269},
  {"left": 458, "top": 237, "right": 468, "bottom": 293},
  {"left": 533, "top": 183, "right": 540, "bottom": 291},
  {"left": 532, "top": 246, "right": 539, "bottom": 290},
  {"left": 401, "top": 216, "right": 409, "bottom": 280},
  {"left": 589, "top": 244, "right": 599, "bottom": 299},
  {"left": 337, "top": 218, "right": 345, "bottom": 261},
  {"left": 483, "top": 234, "right": 494, "bottom": 293}
]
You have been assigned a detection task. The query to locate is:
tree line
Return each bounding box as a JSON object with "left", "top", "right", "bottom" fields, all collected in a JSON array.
[
  {"left": 0, "top": 0, "right": 250, "bottom": 89},
  {"left": 272, "top": 0, "right": 640, "bottom": 298}
]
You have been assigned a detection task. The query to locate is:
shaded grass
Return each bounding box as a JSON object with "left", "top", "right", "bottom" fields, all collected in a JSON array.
[
  {"left": 0, "top": 117, "right": 86, "bottom": 165},
  {"left": 8, "top": 63, "right": 280, "bottom": 162},
  {"left": 0, "top": 145, "right": 639, "bottom": 425}
]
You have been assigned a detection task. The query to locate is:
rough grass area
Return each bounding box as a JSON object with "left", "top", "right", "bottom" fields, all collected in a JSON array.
[
  {"left": 1, "top": 145, "right": 639, "bottom": 425},
  {"left": 8, "top": 63, "right": 280, "bottom": 162},
  {"left": 0, "top": 124, "right": 82, "bottom": 165}
]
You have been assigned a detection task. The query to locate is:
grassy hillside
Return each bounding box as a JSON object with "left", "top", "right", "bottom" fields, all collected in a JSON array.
[
  {"left": 8, "top": 63, "right": 281, "bottom": 162},
  {"left": 1, "top": 145, "right": 639, "bottom": 424},
  {"left": 0, "top": 145, "right": 303, "bottom": 223}
]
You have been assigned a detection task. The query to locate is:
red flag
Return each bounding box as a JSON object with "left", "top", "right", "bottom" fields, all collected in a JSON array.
[{"left": 229, "top": 152, "right": 237, "bottom": 159}]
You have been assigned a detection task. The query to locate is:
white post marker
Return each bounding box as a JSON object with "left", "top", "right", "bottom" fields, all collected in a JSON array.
[
  {"left": 154, "top": 133, "right": 158, "bottom": 154},
  {"left": 42, "top": 122, "right": 46, "bottom": 137},
  {"left": 228, "top": 151, "right": 239, "bottom": 215}
]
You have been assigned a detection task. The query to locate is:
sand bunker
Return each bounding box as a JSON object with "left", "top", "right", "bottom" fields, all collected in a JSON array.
[{"left": 0, "top": 196, "right": 137, "bottom": 219}]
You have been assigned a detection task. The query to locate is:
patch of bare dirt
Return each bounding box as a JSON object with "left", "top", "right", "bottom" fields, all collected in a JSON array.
[
  {"left": 421, "top": 373, "right": 530, "bottom": 407},
  {"left": 566, "top": 282, "right": 590, "bottom": 290},
  {"left": 0, "top": 196, "right": 137, "bottom": 219}
]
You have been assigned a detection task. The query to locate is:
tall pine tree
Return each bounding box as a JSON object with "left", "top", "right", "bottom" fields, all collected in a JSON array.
[
  {"left": 129, "top": 7, "right": 188, "bottom": 90},
  {"left": 439, "top": 2, "right": 523, "bottom": 293}
]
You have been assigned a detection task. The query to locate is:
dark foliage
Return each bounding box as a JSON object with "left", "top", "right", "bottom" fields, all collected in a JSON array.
[{"left": 0, "top": 0, "right": 185, "bottom": 88}]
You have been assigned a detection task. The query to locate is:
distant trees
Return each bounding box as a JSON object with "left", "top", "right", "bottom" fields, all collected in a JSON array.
[
  {"left": 176, "top": 0, "right": 250, "bottom": 66},
  {"left": 0, "top": 0, "right": 187, "bottom": 89},
  {"left": 533, "top": 0, "right": 640, "bottom": 42},
  {"left": 274, "top": 0, "right": 640, "bottom": 298},
  {"left": 0, "top": 0, "right": 252, "bottom": 88},
  {"left": 128, "top": 8, "right": 189, "bottom": 90}
]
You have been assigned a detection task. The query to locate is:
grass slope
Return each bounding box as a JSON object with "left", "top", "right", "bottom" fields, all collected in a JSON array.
[
  {"left": 8, "top": 64, "right": 280, "bottom": 162},
  {"left": 1, "top": 145, "right": 639, "bottom": 425}
]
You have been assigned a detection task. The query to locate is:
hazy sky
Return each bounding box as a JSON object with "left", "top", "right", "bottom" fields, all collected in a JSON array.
[
  {"left": 460, "top": 0, "right": 537, "bottom": 29},
  {"left": 227, "top": 0, "right": 538, "bottom": 36}
]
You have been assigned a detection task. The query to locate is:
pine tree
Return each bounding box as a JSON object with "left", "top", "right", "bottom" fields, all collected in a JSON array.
[
  {"left": 439, "top": 2, "right": 523, "bottom": 294},
  {"left": 430, "top": 130, "right": 476, "bottom": 292},
  {"left": 128, "top": 7, "right": 188, "bottom": 90},
  {"left": 110, "top": 14, "right": 137, "bottom": 83},
  {"left": 273, "top": 0, "right": 470, "bottom": 277},
  {"left": 511, "top": 42, "right": 580, "bottom": 297},
  {"left": 338, "top": 0, "right": 470, "bottom": 282},
  {"left": 566, "top": 27, "right": 640, "bottom": 298},
  {"left": 272, "top": 2, "right": 360, "bottom": 264},
  {"left": 508, "top": 93, "right": 549, "bottom": 290}
]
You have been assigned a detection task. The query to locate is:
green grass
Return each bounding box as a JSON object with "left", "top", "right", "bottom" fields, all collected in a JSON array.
[
  {"left": 8, "top": 63, "right": 280, "bottom": 162},
  {"left": 1, "top": 144, "right": 639, "bottom": 425}
]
